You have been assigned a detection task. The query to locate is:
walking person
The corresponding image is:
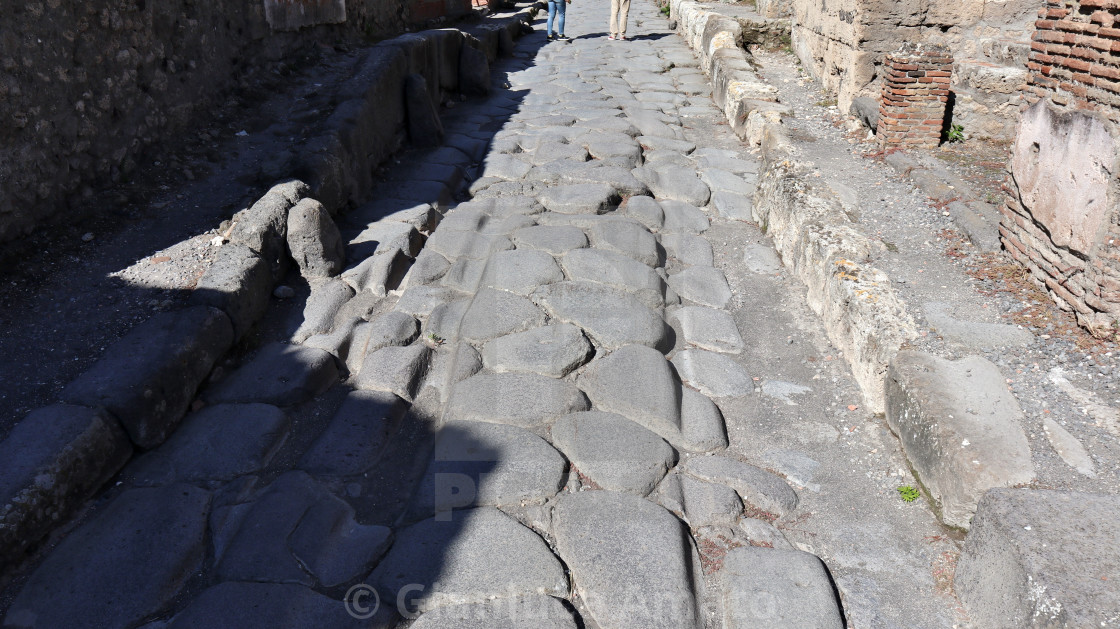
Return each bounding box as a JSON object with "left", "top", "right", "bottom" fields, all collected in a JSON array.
[
  {"left": 609, "top": 0, "right": 630, "bottom": 40},
  {"left": 546, "top": 0, "right": 571, "bottom": 41}
]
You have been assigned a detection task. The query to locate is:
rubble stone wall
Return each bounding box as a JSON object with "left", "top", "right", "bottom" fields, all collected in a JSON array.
[{"left": 0, "top": 0, "right": 472, "bottom": 246}]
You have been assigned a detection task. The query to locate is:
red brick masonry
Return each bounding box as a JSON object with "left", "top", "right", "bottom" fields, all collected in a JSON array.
[
  {"left": 1027, "top": 0, "right": 1120, "bottom": 121},
  {"left": 878, "top": 43, "right": 953, "bottom": 148}
]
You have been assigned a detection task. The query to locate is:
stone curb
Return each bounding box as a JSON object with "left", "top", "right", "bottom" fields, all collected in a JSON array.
[{"left": 0, "top": 5, "right": 540, "bottom": 573}]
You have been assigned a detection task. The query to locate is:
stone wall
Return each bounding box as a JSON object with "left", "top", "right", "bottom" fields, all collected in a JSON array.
[
  {"left": 0, "top": 0, "right": 472, "bottom": 247},
  {"left": 999, "top": 0, "right": 1120, "bottom": 339},
  {"left": 790, "top": 0, "right": 1039, "bottom": 140}
]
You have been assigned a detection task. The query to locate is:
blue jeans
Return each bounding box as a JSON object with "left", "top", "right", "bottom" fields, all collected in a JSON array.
[{"left": 547, "top": 0, "right": 565, "bottom": 35}]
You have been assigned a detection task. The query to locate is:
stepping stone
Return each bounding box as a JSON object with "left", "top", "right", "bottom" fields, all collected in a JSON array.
[
  {"left": 410, "top": 596, "right": 579, "bottom": 629},
  {"left": 587, "top": 220, "right": 660, "bottom": 267},
  {"left": 682, "top": 455, "right": 799, "bottom": 518},
  {"left": 426, "top": 229, "right": 514, "bottom": 260},
  {"left": 511, "top": 224, "right": 589, "bottom": 254},
  {"left": 672, "top": 349, "right": 753, "bottom": 398},
  {"left": 701, "top": 168, "right": 754, "bottom": 196},
  {"left": 205, "top": 343, "right": 339, "bottom": 407},
  {"left": 956, "top": 488, "right": 1120, "bottom": 629},
  {"left": 460, "top": 288, "right": 547, "bottom": 343},
  {"left": 369, "top": 508, "right": 568, "bottom": 614},
  {"left": 354, "top": 344, "right": 431, "bottom": 401},
  {"left": 394, "top": 285, "right": 460, "bottom": 318},
  {"left": 633, "top": 165, "right": 711, "bottom": 207},
  {"left": 659, "top": 200, "right": 711, "bottom": 234},
  {"left": 217, "top": 472, "right": 391, "bottom": 588},
  {"left": 447, "top": 373, "right": 590, "bottom": 428},
  {"left": 623, "top": 195, "right": 664, "bottom": 230},
  {"left": 533, "top": 281, "right": 669, "bottom": 351},
  {"left": 539, "top": 183, "right": 619, "bottom": 214},
  {"left": 720, "top": 547, "right": 845, "bottom": 629},
  {"left": 656, "top": 473, "right": 743, "bottom": 527},
  {"left": 670, "top": 306, "right": 744, "bottom": 353},
  {"left": 551, "top": 411, "right": 676, "bottom": 495},
  {"left": 480, "top": 249, "right": 565, "bottom": 295},
  {"left": 299, "top": 390, "right": 409, "bottom": 477},
  {"left": 165, "top": 582, "right": 376, "bottom": 629},
  {"left": 560, "top": 248, "right": 667, "bottom": 309},
  {"left": 552, "top": 491, "right": 705, "bottom": 629},
  {"left": 667, "top": 266, "right": 732, "bottom": 308},
  {"left": 710, "top": 190, "right": 754, "bottom": 221},
  {"left": 481, "top": 323, "right": 593, "bottom": 377},
  {"left": 578, "top": 344, "right": 681, "bottom": 439},
  {"left": 408, "top": 421, "right": 568, "bottom": 518},
  {"left": 127, "top": 403, "right": 289, "bottom": 486},
  {"left": 5, "top": 484, "right": 211, "bottom": 629}
]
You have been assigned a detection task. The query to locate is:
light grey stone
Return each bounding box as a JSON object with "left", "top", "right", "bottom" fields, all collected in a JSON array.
[
  {"left": 1041, "top": 417, "right": 1095, "bottom": 477},
  {"left": 511, "top": 224, "right": 589, "bottom": 254},
  {"left": 742, "top": 243, "right": 782, "bottom": 274},
  {"left": 355, "top": 344, "right": 431, "bottom": 401},
  {"left": 539, "top": 183, "right": 620, "bottom": 214},
  {"left": 532, "top": 281, "right": 669, "bottom": 351},
  {"left": 736, "top": 518, "right": 793, "bottom": 550},
  {"left": 667, "top": 266, "right": 732, "bottom": 308},
  {"left": 661, "top": 232, "right": 714, "bottom": 267},
  {"left": 578, "top": 345, "right": 681, "bottom": 441},
  {"left": 422, "top": 342, "right": 484, "bottom": 399},
  {"left": 552, "top": 491, "right": 705, "bottom": 629},
  {"left": 426, "top": 229, "right": 514, "bottom": 260},
  {"left": 550, "top": 411, "right": 677, "bottom": 495},
  {"left": 670, "top": 306, "right": 744, "bottom": 354},
  {"left": 560, "top": 248, "right": 667, "bottom": 309},
  {"left": 408, "top": 421, "right": 568, "bottom": 518},
  {"left": 692, "top": 152, "right": 759, "bottom": 176},
  {"left": 347, "top": 221, "right": 421, "bottom": 259},
  {"left": 409, "top": 596, "right": 579, "bottom": 629},
  {"left": 360, "top": 311, "right": 420, "bottom": 354},
  {"left": 369, "top": 508, "right": 568, "bottom": 613},
  {"left": 710, "top": 190, "right": 754, "bottom": 221},
  {"left": 128, "top": 404, "right": 289, "bottom": 486},
  {"left": 291, "top": 278, "right": 354, "bottom": 343},
  {"left": 924, "top": 302, "right": 1035, "bottom": 350},
  {"left": 441, "top": 258, "right": 488, "bottom": 292},
  {"left": 656, "top": 473, "right": 743, "bottom": 527},
  {"left": 456, "top": 195, "right": 544, "bottom": 218},
  {"left": 679, "top": 387, "right": 730, "bottom": 452},
  {"left": 587, "top": 220, "right": 660, "bottom": 267},
  {"left": 447, "top": 373, "right": 590, "bottom": 428},
  {"left": 339, "top": 248, "right": 410, "bottom": 297},
  {"left": 623, "top": 195, "right": 664, "bottom": 230},
  {"left": 636, "top": 135, "right": 696, "bottom": 154},
  {"left": 956, "top": 489, "right": 1120, "bottom": 629},
  {"left": 299, "top": 390, "right": 409, "bottom": 477},
  {"left": 659, "top": 200, "right": 710, "bottom": 234},
  {"left": 720, "top": 547, "right": 845, "bottom": 629},
  {"left": 633, "top": 166, "right": 710, "bottom": 206},
  {"left": 482, "top": 153, "right": 534, "bottom": 180},
  {"left": 701, "top": 168, "right": 754, "bottom": 196},
  {"left": 672, "top": 349, "right": 753, "bottom": 397},
  {"left": 481, "top": 323, "right": 593, "bottom": 377},
  {"left": 205, "top": 343, "right": 339, "bottom": 407},
  {"left": 682, "top": 455, "right": 798, "bottom": 517},
  {"left": 886, "top": 351, "right": 1035, "bottom": 529},
  {"left": 402, "top": 249, "right": 451, "bottom": 287},
  {"left": 394, "top": 285, "right": 461, "bottom": 318},
  {"left": 480, "top": 249, "right": 565, "bottom": 295},
  {"left": 460, "top": 288, "right": 547, "bottom": 343},
  {"left": 423, "top": 298, "right": 472, "bottom": 342},
  {"left": 287, "top": 198, "right": 345, "bottom": 278}
]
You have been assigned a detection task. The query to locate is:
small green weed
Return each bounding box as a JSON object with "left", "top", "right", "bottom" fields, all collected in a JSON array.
[
  {"left": 946, "top": 124, "right": 966, "bottom": 143},
  {"left": 897, "top": 486, "right": 921, "bottom": 502},
  {"left": 660, "top": 5, "right": 670, "bottom": 16}
]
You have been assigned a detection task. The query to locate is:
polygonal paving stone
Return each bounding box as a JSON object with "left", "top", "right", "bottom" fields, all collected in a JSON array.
[
  {"left": 700, "top": 168, "right": 754, "bottom": 196},
  {"left": 401, "top": 249, "right": 451, "bottom": 287},
  {"left": 660, "top": 232, "right": 715, "bottom": 267},
  {"left": 679, "top": 387, "right": 730, "bottom": 452},
  {"left": 667, "top": 266, "right": 733, "bottom": 308},
  {"left": 539, "top": 183, "right": 619, "bottom": 214},
  {"left": 481, "top": 323, "right": 593, "bottom": 377},
  {"left": 659, "top": 200, "right": 711, "bottom": 234},
  {"left": 636, "top": 136, "right": 696, "bottom": 154},
  {"left": 369, "top": 507, "right": 569, "bottom": 614},
  {"left": 426, "top": 229, "right": 514, "bottom": 260},
  {"left": 656, "top": 473, "right": 743, "bottom": 528},
  {"left": 633, "top": 166, "right": 710, "bottom": 207},
  {"left": 481, "top": 153, "right": 534, "bottom": 180},
  {"left": 669, "top": 306, "right": 744, "bottom": 354},
  {"left": 459, "top": 288, "right": 547, "bottom": 343},
  {"left": 394, "top": 285, "right": 461, "bottom": 318},
  {"left": 720, "top": 547, "right": 845, "bottom": 629},
  {"left": 456, "top": 195, "right": 545, "bottom": 218},
  {"left": 577, "top": 345, "right": 681, "bottom": 440},
  {"left": 409, "top": 596, "right": 579, "bottom": 629},
  {"left": 205, "top": 343, "right": 339, "bottom": 407},
  {"left": 511, "top": 224, "right": 589, "bottom": 254},
  {"left": 623, "top": 195, "right": 664, "bottom": 231},
  {"left": 532, "top": 281, "right": 669, "bottom": 351},
  {"left": 354, "top": 344, "right": 431, "bottom": 401},
  {"left": 710, "top": 190, "right": 754, "bottom": 221},
  {"left": 552, "top": 491, "right": 705, "bottom": 629},
  {"left": 551, "top": 411, "right": 676, "bottom": 496},
  {"left": 408, "top": 421, "right": 568, "bottom": 518},
  {"left": 559, "top": 247, "right": 667, "bottom": 309},
  {"left": 480, "top": 249, "right": 565, "bottom": 296},
  {"left": 441, "top": 258, "right": 487, "bottom": 292},
  {"left": 447, "top": 373, "right": 590, "bottom": 428},
  {"left": 671, "top": 349, "right": 753, "bottom": 398},
  {"left": 587, "top": 220, "right": 660, "bottom": 267},
  {"left": 299, "top": 389, "right": 409, "bottom": 477},
  {"left": 682, "top": 455, "right": 799, "bottom": 517}
]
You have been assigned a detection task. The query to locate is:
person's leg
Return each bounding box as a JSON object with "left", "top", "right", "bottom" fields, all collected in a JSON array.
[
  {"left": 547, "top": 0, "right": 556, "bottom": 35},
  {"left": 557, "top": 0, "right": 566, "bottom": 35},
  {"left": 619, "top": 0, "right": 631, "bottom": 37},
  {"left": 609, "top": 0, "right": 620, "bottom": 37}
]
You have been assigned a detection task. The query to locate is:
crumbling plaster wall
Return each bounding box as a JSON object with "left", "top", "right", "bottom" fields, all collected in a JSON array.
[
  {"left": 0, "top": 0, "right": 471, "bottom": 246},
  {"left": 791, "top": 0, "right": 1042, "bottom": 139}
]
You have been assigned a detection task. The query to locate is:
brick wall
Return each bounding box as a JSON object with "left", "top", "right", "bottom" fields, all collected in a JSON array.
[
  {"left": 1002, "top": 0, "right": 1120, "bottom": 338},
  {"left": 878, "top": 44, "right": 953, "bottom": 148}
]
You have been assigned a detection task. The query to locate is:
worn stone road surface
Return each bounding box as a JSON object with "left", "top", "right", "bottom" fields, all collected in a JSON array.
[{"left": 2, "top": 1, "right": 965, "bottom": 628}]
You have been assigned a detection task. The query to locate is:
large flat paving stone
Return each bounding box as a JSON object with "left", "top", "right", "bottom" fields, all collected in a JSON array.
[
  {"left": 127, "top": 403, "right": 289, "bottom": 486},
  {"left": 552, "top": 490, "right": 705, "bottom": 629},
  {"left": 885, "top": 351, "right": 1034, "bottom": 529},
  {"left": 481, "top": 323, "right": 593, "bottom": 377},
  {"left": 559, "top": 248, "right": 667, "bottom": 309},
  {"left": 670, "top": 306, "right": 744, "bottom": 354},
  {"left": 408, "top": 421, "right": 567, "bottom": 519},
  {"left": 956, "top": 488, "right": 1120, "bottom": 629},
  {"left": 587, "top": 220, "right": 660, "bottom": 266},
  {"left": 426, "top": 229, "right": 514, "bottom": 260},
  {"left": 577, "top": 344, "right": 682, "bottom": 440},
  {"left": 205, "top": 342, "right": 339, "bottom": 407},
  {"left": 671, "top": 349, "right": 753, "bottom": 398},
  {"left": 480, "top": 249, "right": 565, "bottom": 295},
  {"left": 667, "top": 266, "right": 733, "bottom": 308},
  {"left": 410, "top": 596, "right": 579, "bottom": 629},
  {"left": 659, "top": 200, "right": 711, "bottom": 234},
  {"left": 369, "top": 507, "right": 568, "bottom": 613},
  {"left": 447, "top": 373, "right": 590, "bottom": 428},
  {"left": 633, "top": 165, "right": 711, "bottom": 207},
  {"left": 400, "top": 248, "right": 449, "bottom": 288},
  {"left": 165, "top": 582, "right": 373, "bottom": 629},
  {"left": 679, "top": 387, "right": 730, "bottom": 452},
  {"left": 551, "top": 411, "right": 677, "bottom": 495},
  {"left": 623, "top": 195, "right": 664, "bottom": 230},
  {"left": 299, "top": 390, "right": 409, "bottom": 477},
  {"left": 661, "top": 232, "right": 714, "bottom": 266},
  {"left": 459, "top": 288, "right": 547, "bottom": 343},
  {"left": 656, "top": 473, "right": 743, "bottom": 528},
  {"left": 3, "top": 484, "right": 210, "bottom": 629},
  {"left": 682, "top": 455, "right": 798, "bottom": 518},
  {"left": 539, "top": 183, "right": 619, "bottom": 214},
  {"left": 532, "top": 281, "right": 669, "bottom": 351},
  {"left": 720, "top": 547, "right": 845, "bottom": 629},
  {"left": 511, "top": 224, "right": 589, "bottom": 254},
  {"left": 354, "top": 344, "right": 431, "bottom": 401}
]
